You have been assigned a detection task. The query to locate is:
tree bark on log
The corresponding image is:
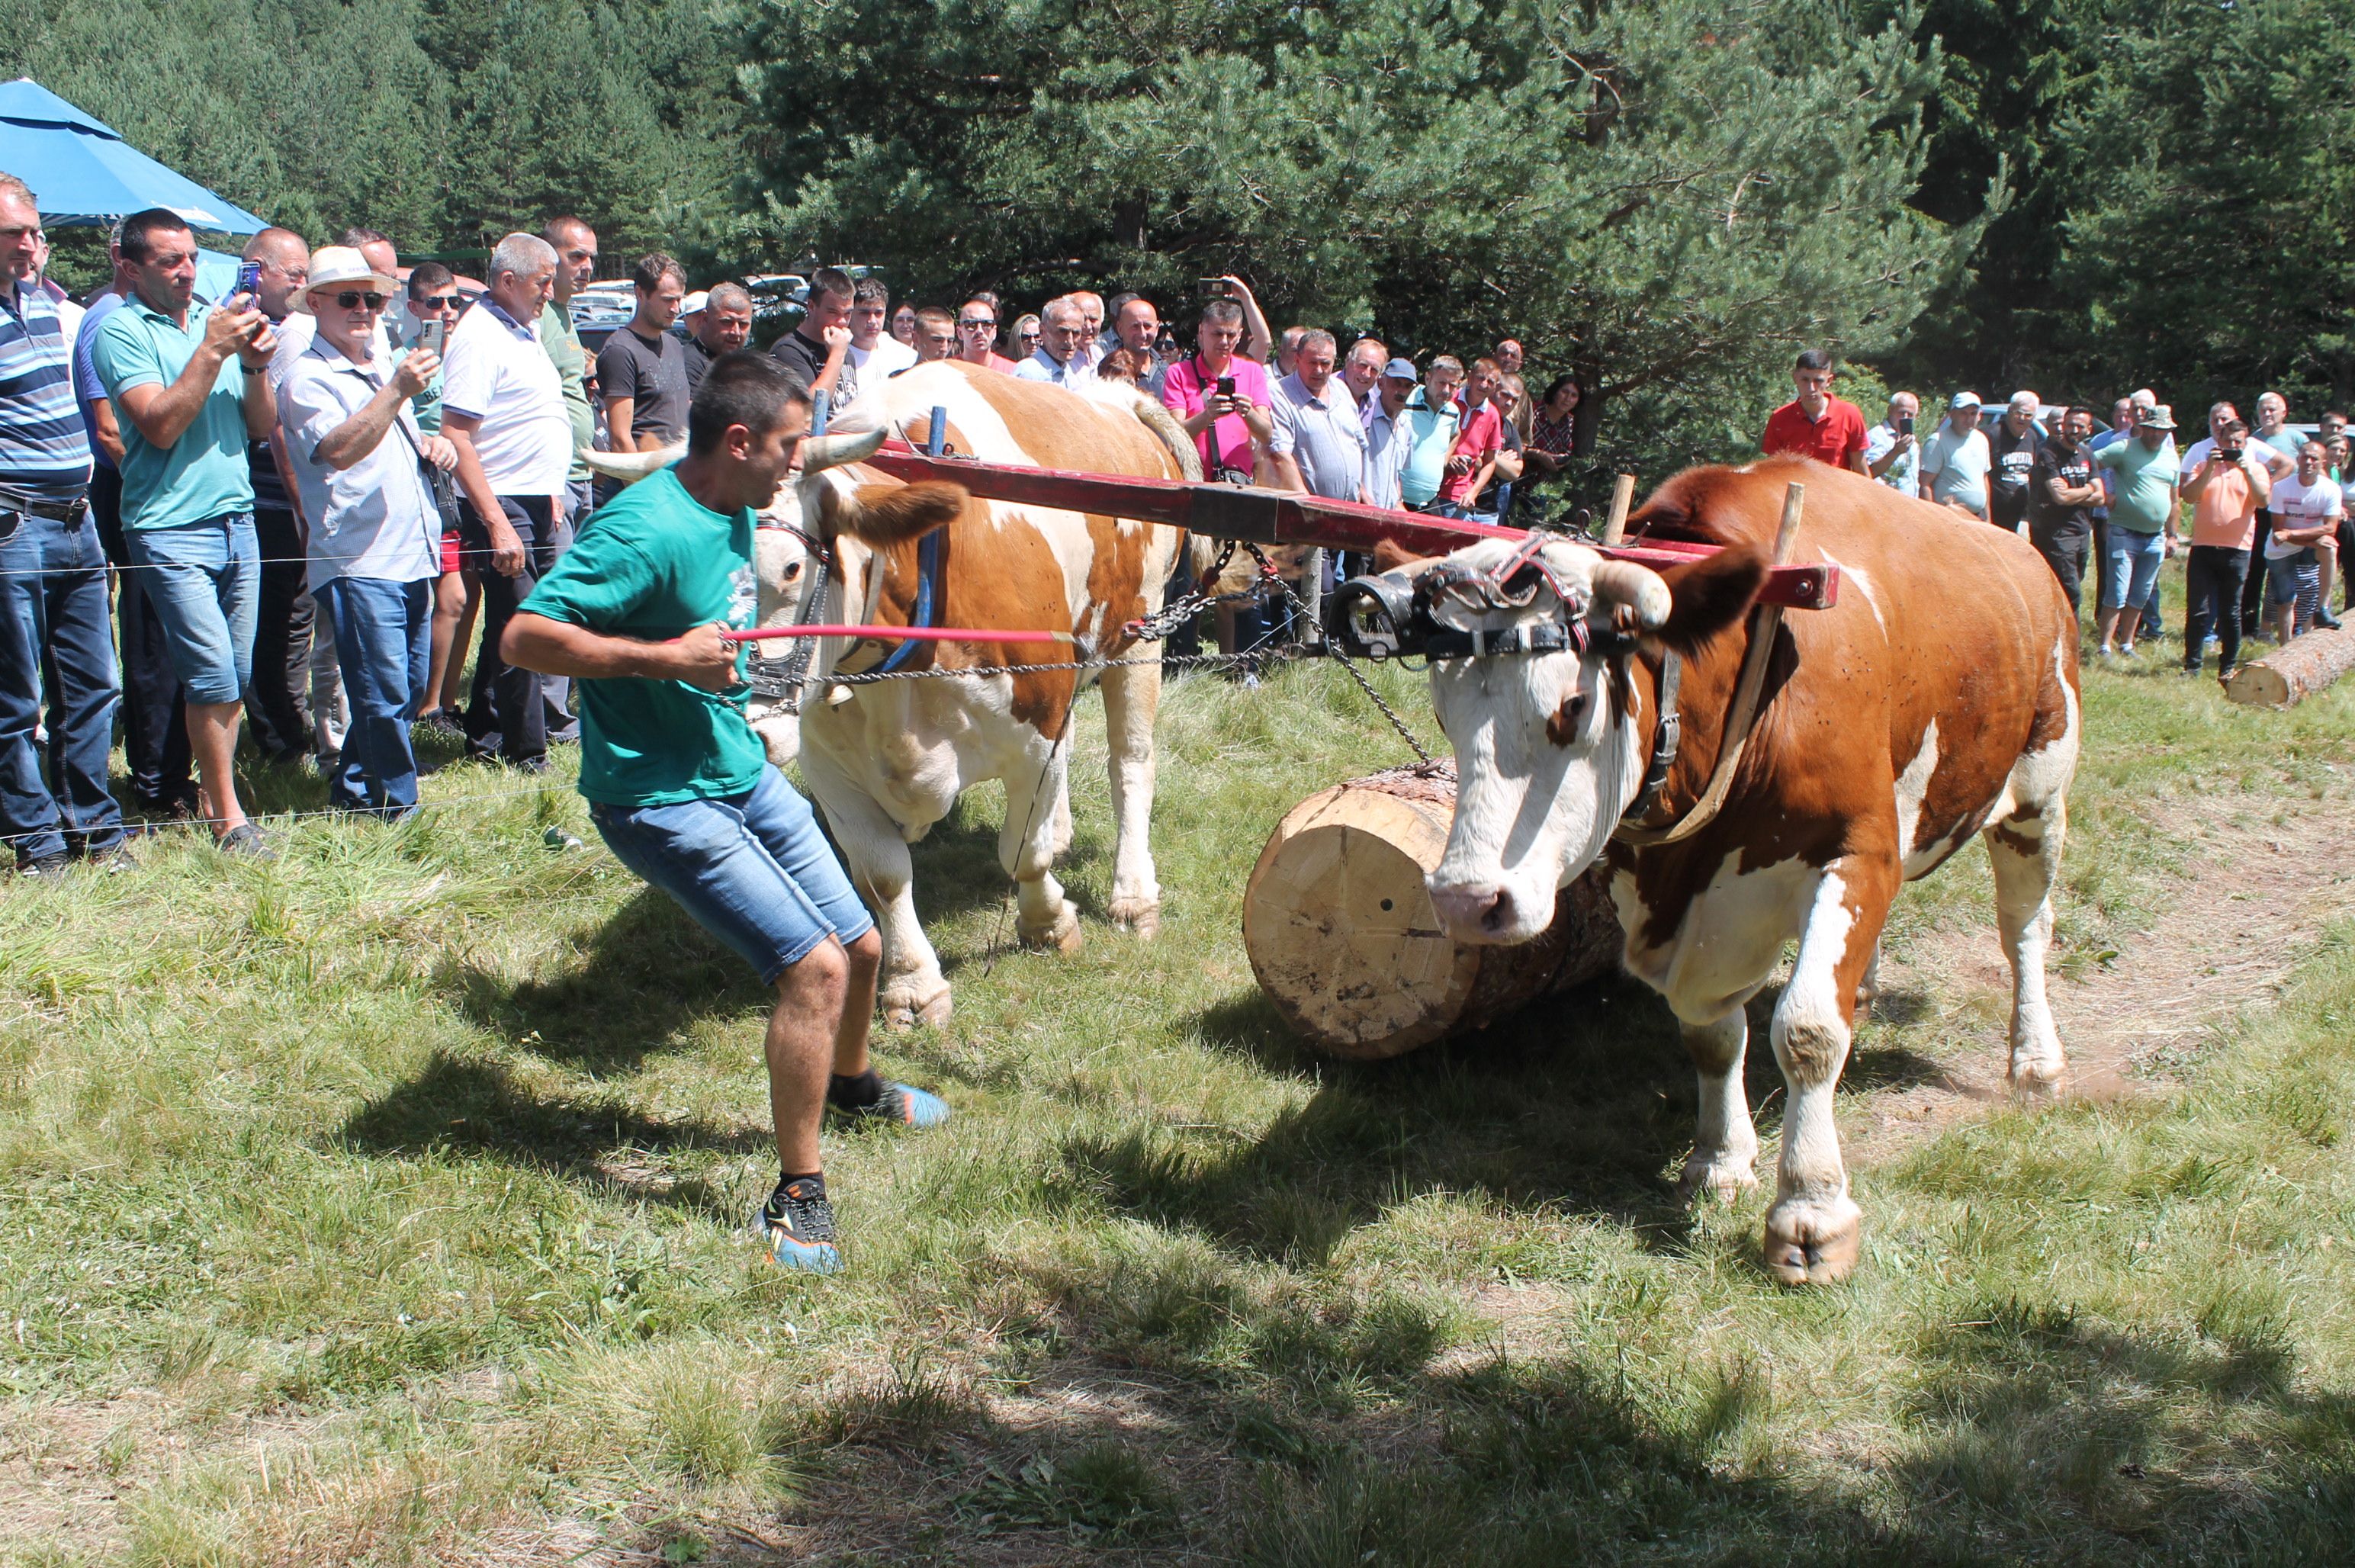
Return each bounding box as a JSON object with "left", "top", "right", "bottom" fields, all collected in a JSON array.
[
  {"left": 1242, "top": 760, "right": 1623, "bottom": 1059},
  {"left": 2223, "top": 625, "right": 2355, "bottom": 708}
]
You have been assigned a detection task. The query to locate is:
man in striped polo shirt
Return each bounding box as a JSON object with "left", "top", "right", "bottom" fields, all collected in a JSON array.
[{"left": 0, "top": 172, "right": 126, "bottom": 877}]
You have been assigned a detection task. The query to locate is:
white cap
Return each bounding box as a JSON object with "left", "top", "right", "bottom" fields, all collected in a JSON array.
[{"left": 681, "top": 291, "right": 710, "bottom": 316}]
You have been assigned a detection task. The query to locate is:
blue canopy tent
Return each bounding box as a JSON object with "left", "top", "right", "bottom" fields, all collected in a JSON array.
[{"left": 0, "top": 77, "right": 269, "bottom": 235}]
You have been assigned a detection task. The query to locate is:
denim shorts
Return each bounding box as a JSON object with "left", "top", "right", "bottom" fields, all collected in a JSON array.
[
  {"left": 2103, "top": 527, "right": 2164, "bottom": 612},
  {"left": 589, "top": 763, "right": 874, "bottom": 984},
  {"left": 124, "top": 512, "right": 259, "bottom": 705},
  {"left": 2267, "top": 548, "right": 2319, "bottom": 608}
]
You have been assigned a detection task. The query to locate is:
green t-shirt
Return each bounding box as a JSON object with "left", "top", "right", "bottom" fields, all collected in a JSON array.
[
  {"left": 2098, "top": 437, "right": 2178, "bottom": 534},
  {"left": 518, "top": 466, "right": 766, "bottom": 807},
  {"left": 91, "top": 296, "right": 256, "bottom": 531},
  {"left": 539, "top": 300, "right": 592, "bottom": 482}
]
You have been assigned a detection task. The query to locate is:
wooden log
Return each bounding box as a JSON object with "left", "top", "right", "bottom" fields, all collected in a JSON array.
[
  {"left": 1242, "top": 761, "right": 1623, "bottom": 1059},
  {"left": 2223, "top": 625, "right": 2355, "bottom": 708}
]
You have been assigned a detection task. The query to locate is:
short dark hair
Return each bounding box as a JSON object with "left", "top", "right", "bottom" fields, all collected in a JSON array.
[
  {"left": 339, "top": 227, "right": 392, "bottom": 251},
  {"left": 633, "top": 252, "right": 685, "bottom": 294},
  {"left": 1200, "top": 298, "right": 1244, "bottom": 329},
  {"left": 2326, "top": 410, "right": 2350, "bottom": 424},
  {"left": 541, "top": 214, "right": 593, "bottom": 249},
  {"left": 809, "top": 266, "right": 854, "bottom": 305},
  {"left": 406, "top": 261, "right": 455, "bottom": 297},
  {"left": 119, "top": 207, "right": 192, "bottom": 263},
  {"left": 1794, "top": 348, "right": 1834, "bottom": 374},
  {"left": 851, "top": 275, "right": 888, "bottom": 307},
  {"left": 689, "top": 350, "right": 810, "bottom": 456},
  {"left": 914, "top": 306, "right": 955, "bottom": 332}
]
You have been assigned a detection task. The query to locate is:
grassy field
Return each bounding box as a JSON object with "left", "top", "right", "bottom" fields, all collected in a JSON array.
[{"left": 7, "top": 583, "right": 2355, "bottom": 1565}]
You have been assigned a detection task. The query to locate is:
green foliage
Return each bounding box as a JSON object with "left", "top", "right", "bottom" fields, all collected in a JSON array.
[
  {"left": 739, "top": 0, "right": 1981, "bottom": 466},
  {"left": 0, "top": 0, "right": 747, "bottom": 261}
]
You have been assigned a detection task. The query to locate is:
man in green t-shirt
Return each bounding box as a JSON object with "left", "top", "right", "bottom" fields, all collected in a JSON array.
[{"left": 501, "top": 352, "right": 946, "bottom": 1274}]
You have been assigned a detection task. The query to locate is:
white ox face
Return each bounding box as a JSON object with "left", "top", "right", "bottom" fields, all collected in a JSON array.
[{"left": 1422, "top": 538, "right": 1669, "bottom": 945}]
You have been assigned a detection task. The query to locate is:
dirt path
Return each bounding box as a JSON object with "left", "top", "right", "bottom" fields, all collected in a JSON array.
[{"left": 1847, "top": 797, "right": 2355, "bottom": 1158}]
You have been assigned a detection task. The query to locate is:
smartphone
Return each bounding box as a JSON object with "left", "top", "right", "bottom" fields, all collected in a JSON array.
[
  {"left": 1216, "top": 375, "right": 1237, "bottom": 397},
  {"left": 417, "top": 320, "right": 446, "bottom": 355},
  {"left": 231, "top": 259, "right": 262, "bottom": 307},
  {"left": 1897, "top": 414, "right": 1914, "bottom": 436},
  {"left": 2218, "top": 446, "right": 2245, "bottom": 464},
  {"left": 1197, "top": 277, "right": 1231, "bottom": 296}
]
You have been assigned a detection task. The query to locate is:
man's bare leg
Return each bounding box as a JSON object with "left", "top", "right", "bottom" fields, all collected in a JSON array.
[
  {"left": 768, "top": 937, "right": 849, "bottom": 1176},
  {"left": 185, "top": 700, "right": 249, "bottom": 837},
  {"left": 831, "top": 929, "right": 881, "bottom": 1078}
]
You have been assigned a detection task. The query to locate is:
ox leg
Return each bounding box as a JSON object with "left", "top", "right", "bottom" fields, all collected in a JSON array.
[
  {"left": 1986, "top": 805, "right": 2067, "bottom": 1093},
  {"left": 1003, "top": 739, "right": 1082, "bottom": 953},
  {"left": 1678, "top": 1010, "right": 1759, "bottom": 1203},
  {"left": 800, "top": 744, "right": 951, "bottom": 1030},
  {"left": 1762, "top": 854, "right": 1896, "bottom": 1286},
  {"left": 1097, "top": 659, "right": 1162, "bottom": 936}
]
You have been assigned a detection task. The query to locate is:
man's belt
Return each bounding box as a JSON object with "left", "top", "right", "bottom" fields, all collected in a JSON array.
[{"left": 0, "top": 490, "right": 89, "bottom": 522}]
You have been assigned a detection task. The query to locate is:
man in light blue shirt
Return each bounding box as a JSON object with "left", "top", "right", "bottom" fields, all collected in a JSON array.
[
  {"left": 1863, "top": 392, "right": 1919, "bottom": 497},
  {"left": 91, "top": 207, "right": 281, "bottom": 856},
  {"left": 1012, "top": 297, "right": 1096, "bottom": 390},
  {"left": 1268, "top": 330, "right": 1368, "bottom": 503},
  {"left": 1364, "top": 359, "right": 1420, "bottom": 511}
]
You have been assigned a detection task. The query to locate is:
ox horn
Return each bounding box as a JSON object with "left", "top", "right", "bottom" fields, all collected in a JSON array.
[
  {"left": 580, "top": 444, "right": 684, "bottom": 487},
  {"left": 799, "top": 427, "right": 888, "bottom": 474},
  {"left": 1589, "top": 557, "right": 1672, "bottom": 629}
]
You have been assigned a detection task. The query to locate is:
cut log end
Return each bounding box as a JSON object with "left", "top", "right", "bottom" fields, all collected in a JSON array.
[
  {"left": 1243, "top": 763, "right": 1622, "bottom": 1059},
  {"left": 2223, "top": 625, "right": 2355, "bottom": 709}
]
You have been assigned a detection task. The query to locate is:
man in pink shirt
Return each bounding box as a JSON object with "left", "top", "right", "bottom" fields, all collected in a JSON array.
[
  {"left": 1435, "top": 357, "right": 1506, "bottom": 517},
  {"left": 1160, "top": 297, "right": 1271, "bottom": 480},
  {"left": 953, "top": 299, "right": 1018, "bottom": 373},
  {"left": 2180, "top": 415, "right": 2271, "bottom": 680}
]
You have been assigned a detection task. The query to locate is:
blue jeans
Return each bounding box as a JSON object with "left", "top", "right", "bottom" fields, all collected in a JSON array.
[
  {"left": 2103, "top": 527, "right": 2164, "bottom": 614},
  {"left": 590, "top": 764, "right": 875, "bottom": 984},
  {"left": 0, "top": 509, "right": 124, "bottom": 863},
  {"left": 126, "top": 512, "right": 259, "bottom": 705},
  {"left": 314, "top": 575, "right": 432, "bottom": 815}
]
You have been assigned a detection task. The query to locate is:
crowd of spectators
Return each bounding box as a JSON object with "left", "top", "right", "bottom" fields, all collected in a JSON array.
[
  {"left": 1763, "top": 352, "right": 2353, "bottom": 681},
  {"left": 7, "top": 162, "right": 2347, "bottom": 879}
]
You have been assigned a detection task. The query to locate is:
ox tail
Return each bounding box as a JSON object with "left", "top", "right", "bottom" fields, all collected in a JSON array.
[{"left": 1130, "top": 394, "right": 1203, "bottom": 485}]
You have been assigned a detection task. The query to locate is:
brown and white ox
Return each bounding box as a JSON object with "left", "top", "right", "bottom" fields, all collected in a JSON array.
[
  {"left": 590, "top": 361, "right": 1219, "bottom": 1027},
  {"left": 1405, "top": 459, "right": 2080, "bottom": 1284}
]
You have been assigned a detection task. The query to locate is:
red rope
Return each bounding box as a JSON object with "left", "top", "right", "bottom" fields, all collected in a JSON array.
[{"left": 721, "top": 625, "right": 1072, "bottom": 644}]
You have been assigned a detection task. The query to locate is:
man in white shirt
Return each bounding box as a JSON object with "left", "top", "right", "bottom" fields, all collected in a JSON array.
[
  {"left": 439, "top": 232, "right": 571, "bottom": 768},
  {"left": 1364, "top": 358, "right": 1420, "bottom": 511},
  {"left": 1920, "top": 391, "right": 1993, "bottom": 521},
  {"left": 1013, "top": 297, "right": 1096, "bottom": 389},
  {"left": 277, "top": 246, "right": 458, "bottom": 817},
  {"left": 2263, "top": 439, "right": 2343, "bottom": 641},
  {"left": 840, "top": 277, "right": 914, "bottom": 402},
  {"left": 1864, "top": 391, "right": 1920, "bottom": 496}
]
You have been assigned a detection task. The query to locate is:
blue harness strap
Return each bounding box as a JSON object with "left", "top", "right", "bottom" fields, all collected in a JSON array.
[{"left": 875, "top": 527, "right": 942, "bottom": 673}]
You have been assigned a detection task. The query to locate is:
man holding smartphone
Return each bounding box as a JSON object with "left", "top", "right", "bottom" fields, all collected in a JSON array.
[{"left": 1865, "top": 392, "right": 1920, "bottom": 496}]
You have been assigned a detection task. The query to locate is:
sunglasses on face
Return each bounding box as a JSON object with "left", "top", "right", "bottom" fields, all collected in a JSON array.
[
  {"left": 332, "top": 291, "right": 389, "bottom": 311},
  {"left": 959, "top": 318, "right": 996, "bottom": 329},
  {"left": 412, "top": 294, "right": 459, "bottom": 311}
]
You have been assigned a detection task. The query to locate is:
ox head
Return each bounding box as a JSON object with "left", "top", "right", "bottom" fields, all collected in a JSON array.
[{"left": 1391, "top": 535, "right": 1762, "bottom": 944}]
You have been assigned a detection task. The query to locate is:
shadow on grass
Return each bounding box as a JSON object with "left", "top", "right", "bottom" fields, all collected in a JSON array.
[
  {"left": 1141, "top": 969, "right": 1959, "bottom": 1267},
  {"left": 336, "top": 1048, "right": 762, "bottom": 1217}
]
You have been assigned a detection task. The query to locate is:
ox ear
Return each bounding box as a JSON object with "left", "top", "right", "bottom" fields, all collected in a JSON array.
[
  {"left": 1371, "top": 538, "right": 1439, "bottom": 576},
  {"left": 821, "top": 479, "right": 969, "bottom": 546},
  {"left": 1652, "top": 543, "right": 1766, "bottom": 654}
]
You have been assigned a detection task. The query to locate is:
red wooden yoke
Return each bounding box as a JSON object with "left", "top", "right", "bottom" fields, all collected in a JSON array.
[{"left": 860, "top": 440, "right": 1840, "bottom": 612}]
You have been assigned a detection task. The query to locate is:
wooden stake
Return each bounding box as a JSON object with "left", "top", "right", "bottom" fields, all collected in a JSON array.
[{"left": 1600, "top": 473, "right": 1637, "bottom": 545}]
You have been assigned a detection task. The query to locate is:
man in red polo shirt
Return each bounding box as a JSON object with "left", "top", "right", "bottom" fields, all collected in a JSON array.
[{"left": 1761, "top": 349, "right": 1868, "bottom": 474}]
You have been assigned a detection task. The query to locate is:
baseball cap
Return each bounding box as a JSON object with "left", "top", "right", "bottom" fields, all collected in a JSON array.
[
  {"left": 1381, "top": 358, "right": 1418, "bottom": 381},
  {"left": 681, "top": 291, "right": 709, "bottom": 316},
  {"left": 2139, "top": 405, "right": 2177, "bottom": 432},
  {"left": 305, "top": 246, "right": 398, "bottom": 298},
  {"left": 1948, "top": 390, "right": 1982, "bottom": 412}
]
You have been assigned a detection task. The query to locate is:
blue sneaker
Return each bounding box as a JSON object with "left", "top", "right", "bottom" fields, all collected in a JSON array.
[
  {"left": 758, "top": 1178, "right": 842, "bottom": 1274},
  {"left": 833, "top": 1081, "right": 951, "bottom": 1129}
]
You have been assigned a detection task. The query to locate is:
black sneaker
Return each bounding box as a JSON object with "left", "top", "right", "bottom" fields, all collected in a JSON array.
[
  {"left": 16, "top": 853, "right": 69, "bottom": 882},
  {"left": 82, "top": 843, "right": 137, "bottom": 874},
  {"left": 217, "top": 823, "right": 275, "bottom": 860},
  {"left": 757, "top": 1178, "right": 842, "bottom": 1274}
]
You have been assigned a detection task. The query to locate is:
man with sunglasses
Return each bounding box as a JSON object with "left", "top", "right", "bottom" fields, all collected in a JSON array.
[
  {"left": 278, "top": 248, "right": 458, "bottom": 818},
  {"left": 953, "top": 298, "right": 1017, "bottom": 374}
]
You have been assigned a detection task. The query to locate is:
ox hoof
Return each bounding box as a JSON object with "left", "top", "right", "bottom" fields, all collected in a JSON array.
[
  {"left": 1679, "top": 1155, "right": 1759, "bottom": 1207},
  {"left": 1762, "top": 1199, "right": 1862, "bottom": 1286},
  {"left": 1107, "top": 896, "right": 1162, "bottom": 939},
  {"left": 2008, "top": 1056, "right": 2064, "bottom": 1098},
  {"left": 1019, "top": 903, "right": 1084, "bottom": 954},
  {"left": 879, "top": 980, "right": 953, "bottom": 1031}
]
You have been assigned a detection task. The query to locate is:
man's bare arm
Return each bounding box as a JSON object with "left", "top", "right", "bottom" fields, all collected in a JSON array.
[{"left": 501, "top": 612, "right": 738, "bottom": 692}]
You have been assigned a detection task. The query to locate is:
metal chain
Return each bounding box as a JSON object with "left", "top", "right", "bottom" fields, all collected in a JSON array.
[{"left": 1242, "top": 541, "right": 1435, "bottom": 765}]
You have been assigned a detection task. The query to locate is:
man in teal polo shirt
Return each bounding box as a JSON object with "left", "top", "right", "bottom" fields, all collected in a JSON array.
[
  {"left": 91, "top": 207, "right": 280, "bottom": 856},
  {"left": 499, "top": 351, "right": 946, "bottom": 1274},
  {"left": 1399, "top": 356, "right": 1465, "bottom": 509}
]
